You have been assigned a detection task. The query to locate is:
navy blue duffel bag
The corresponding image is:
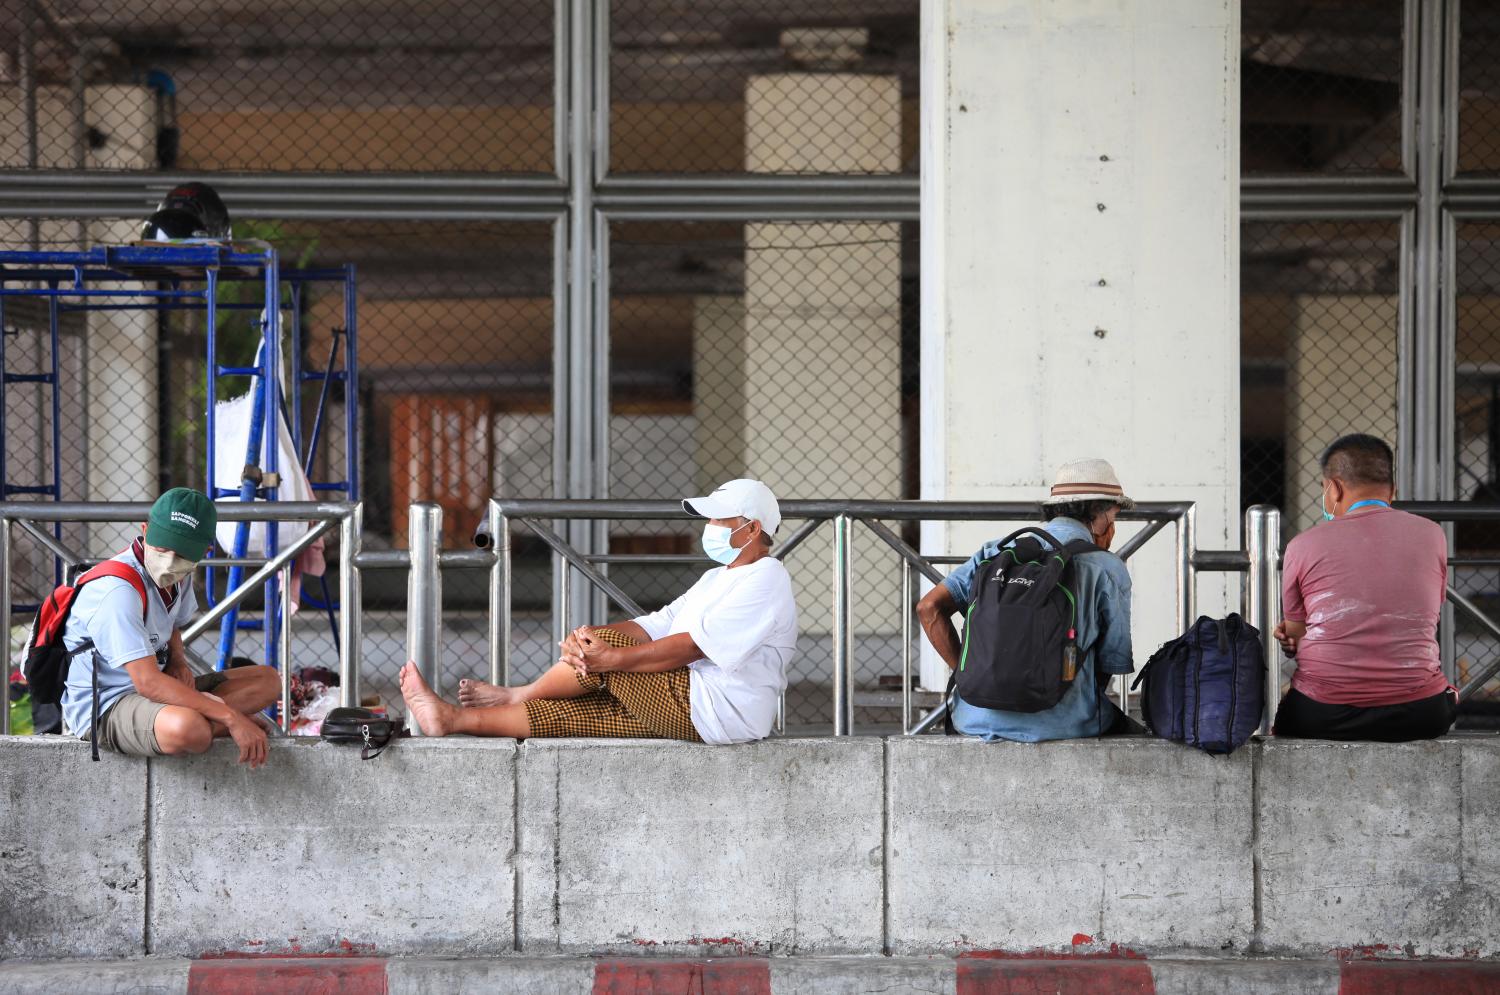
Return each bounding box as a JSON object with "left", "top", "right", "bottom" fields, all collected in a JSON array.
[{"left": 1131, "top": 613, "right": 1266, "bottom": 754}]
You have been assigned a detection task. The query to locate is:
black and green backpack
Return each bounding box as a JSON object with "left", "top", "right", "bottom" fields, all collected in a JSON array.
[{"left": 948, "top": 527, "right": 1097, "bottom": 715}]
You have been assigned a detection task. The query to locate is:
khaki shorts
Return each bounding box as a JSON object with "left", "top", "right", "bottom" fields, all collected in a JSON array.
[{"left": 86, "top": 671, "right": 228, "bottom": 757}]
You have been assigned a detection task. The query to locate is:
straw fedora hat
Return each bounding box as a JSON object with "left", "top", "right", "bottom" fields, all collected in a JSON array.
[{"left": 1040, "top": 458, "right": 1135, "bottom": 510}]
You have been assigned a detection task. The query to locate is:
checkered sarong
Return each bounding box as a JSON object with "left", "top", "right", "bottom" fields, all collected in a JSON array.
[{"left": 523, "top": 627, "right": 702, "bottom": 742}]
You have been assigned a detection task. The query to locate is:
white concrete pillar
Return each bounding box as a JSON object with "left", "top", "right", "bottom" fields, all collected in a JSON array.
[
  {"left": 1285, "top": 295, "right": 1399, "bottom": 534},
  {"left": 920, "top": 0, "right": 1240, "bottom": 690},
  {"left": 743, "top": 35, "right": 903, "bottom": 640}
]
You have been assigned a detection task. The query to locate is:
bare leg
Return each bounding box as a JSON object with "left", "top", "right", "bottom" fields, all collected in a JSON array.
[
  {"left": 402, "top": 661, "right": 532, "bottom": 739},
  {"left": 213, "top": 665, "right": 281, "bottom": 714},
  {"left": 459, "top": 662, "right": 591, "bottom": 708},
  {"left": 197, "top": 666, "right": 279, "bottom": 739}
]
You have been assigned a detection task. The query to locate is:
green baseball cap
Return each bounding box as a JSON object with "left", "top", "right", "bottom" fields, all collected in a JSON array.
[{"left": 145, "top": 488, "right": 218, "bottom": 560}]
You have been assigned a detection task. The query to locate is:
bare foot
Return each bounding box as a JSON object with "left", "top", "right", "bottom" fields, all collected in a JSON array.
[
  {"left": 400, "top": 661, "right": 457, "bottom": 736},
  {"left": 457, "top": 678, "right": 520, "bottom": 708}
]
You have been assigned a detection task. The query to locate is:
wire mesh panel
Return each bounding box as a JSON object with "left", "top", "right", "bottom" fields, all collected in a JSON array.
[
  {"left": 604, "top": 220, "right": 917, "bottom": 731},
  {"left": 1241, "top": 219, "right": 1403, "bottom": 533},
  {"left": 1451, "top": 221, "right": 1500, "bottom": 704},
  {"left": 609, "top": 0, "right": 917, "bottom": 174},
  {"left": 1457, "top": 0, "right": 1500, "bottom": 174},
  {"left": 0, "top": 218, "right": 152, "bottom": 602},
  {"left": 1241, "top": 0, "right": 1406, "bottom": 174},
  {"left": 2, "top": 0, "right": 555, "bottom": 172}
]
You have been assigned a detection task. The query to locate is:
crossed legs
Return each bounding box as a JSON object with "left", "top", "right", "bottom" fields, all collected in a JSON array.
[{"left": 154, "top": 665, "right": 280, "bottom": 755}]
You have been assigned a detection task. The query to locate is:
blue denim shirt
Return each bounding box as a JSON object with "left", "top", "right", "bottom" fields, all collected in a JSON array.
[{"left": 941, "top": 516, "right": 1134, "bottom": 742}]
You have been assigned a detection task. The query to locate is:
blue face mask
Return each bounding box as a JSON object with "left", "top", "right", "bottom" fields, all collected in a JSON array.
[
  {"left": 1320, "top": 486, "right": 1336, "bottom": 522},
  {"left": 702, "top": 521, "right": 751, "bottom": 565}
]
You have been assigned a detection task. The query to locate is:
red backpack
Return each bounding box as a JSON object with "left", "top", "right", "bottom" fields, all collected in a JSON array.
[{"left": 20, "top": 560, "right": 148, "bottom": 760}]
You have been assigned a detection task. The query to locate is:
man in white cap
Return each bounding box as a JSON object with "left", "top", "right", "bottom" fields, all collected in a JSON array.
[
  {"left": 401, "top": 479, "right": 797, "bottom": 744},
  {"left": 916, "top": 459, "right": 1137, "bottom": 740}
]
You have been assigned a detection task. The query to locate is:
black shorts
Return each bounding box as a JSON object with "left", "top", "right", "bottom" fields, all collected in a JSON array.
[{"left": 1273, "top": 686, "right": 1457, "bottom": 743}]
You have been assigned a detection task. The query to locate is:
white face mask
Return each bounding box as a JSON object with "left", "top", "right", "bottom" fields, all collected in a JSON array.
[
  {"left": 701, "top": 521, "right": 751, "bottom": 565},
  {"left": 143, "top": 547, "right": 196, "bottom": 589}
]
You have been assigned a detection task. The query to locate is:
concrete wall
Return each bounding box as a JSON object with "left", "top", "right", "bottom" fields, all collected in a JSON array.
[{"left": 2, "top": 735, "right": 1497, "bottom": 961}]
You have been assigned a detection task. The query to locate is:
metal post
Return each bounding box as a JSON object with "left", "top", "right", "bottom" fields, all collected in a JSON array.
[
  {"left": 832, "top": 513, "right": 854, "bottom": 735},
  {"left": 278, "top": 564, "right": 293, "bottom": 733},
  {"left": 406, "top": 503, "right": 443, "bottom": 716},
  {"left": 901, "top": 558, "right": 913, "bottom": 734},
  {"left": 1245, "top": 505, "right": 1283, "bottom": 735},
  {"left": 338, "top": 503, "right": 363, "bottom": 708},
  {"left": 1178, "top": 504, "right": 1197, "bottom": 631},
  {"left": 1, "top": 514, "right": 10, "bottom": 736},
  {"left": 488, "top": 501, "right": 509, "bottom": 687},
  {"left": 558, "top": 561, "right": 571, "bottom": 647}
]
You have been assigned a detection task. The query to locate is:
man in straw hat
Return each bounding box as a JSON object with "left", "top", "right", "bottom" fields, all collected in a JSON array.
[{"left": 916, "top": 459, "right": 1138, "bottom": 740}]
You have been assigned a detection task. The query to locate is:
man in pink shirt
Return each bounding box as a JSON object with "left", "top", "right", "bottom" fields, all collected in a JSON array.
[{"left": 1273, "top": 434, "right": 1456, "bottom": 741}]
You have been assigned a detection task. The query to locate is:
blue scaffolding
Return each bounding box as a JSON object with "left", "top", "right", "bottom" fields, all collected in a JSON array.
[{"left": 0, "top": 242, "right": 359, "bottom": 677}]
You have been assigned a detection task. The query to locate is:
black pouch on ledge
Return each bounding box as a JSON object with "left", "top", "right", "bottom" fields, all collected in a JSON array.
[{"left": 321, "top": 707, "right": 404, "bottom": 760}]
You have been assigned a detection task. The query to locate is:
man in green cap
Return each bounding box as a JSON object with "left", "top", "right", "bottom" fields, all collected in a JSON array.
[{"left": 59, "top": 488, "right": 278, "bottom": 766}]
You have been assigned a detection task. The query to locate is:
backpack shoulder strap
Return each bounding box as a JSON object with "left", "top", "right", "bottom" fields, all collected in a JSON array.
[
  {"left": 76, "top": 560, "right": 149, "bottom": 621},
  {"left": 1057, "top": 539, "right": 1099, "bottom": 562}
]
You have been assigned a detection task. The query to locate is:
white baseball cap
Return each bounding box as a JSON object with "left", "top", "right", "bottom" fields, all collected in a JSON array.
[
  {"left": 682, "top": 479, "right": 782, "bottom": 537},
  {"left": 1040, "top": 458, "right": 1136, "bottom": 510}
]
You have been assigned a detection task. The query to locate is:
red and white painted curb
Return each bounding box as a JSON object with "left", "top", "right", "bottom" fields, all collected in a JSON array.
[{"left": 3, "top": 953, "right": 1500, "bottom": 994}]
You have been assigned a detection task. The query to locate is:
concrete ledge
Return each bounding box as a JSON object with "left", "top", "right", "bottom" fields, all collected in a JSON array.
[
  {"left": 887, "top": 737, "right": 1254, "bottom": 954},
  {"left": 3, "top": 734, "right": 1499, "bottom": 961},
  {"left": 0, "top": 736, "right": 147, "bottom": 959},
  {"left": 147, "top": 737, "right": 516, "bottom": 956},
  {"left": 1257, "top": 740, "right": 1478, "bottom": 957},
  {"left": 517, "top": 737, "right": 884, "bottom": 954}
]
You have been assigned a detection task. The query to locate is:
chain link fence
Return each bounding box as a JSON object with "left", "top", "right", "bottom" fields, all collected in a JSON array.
[
  {"left": 609, "top": 0, "right": 918, "bottom": 174},
  {"left": 1458, "top": 0, "right": 1500, "bottom": 174},
  {"left": 20, "top": 0, "right": 554, "bottom": 173},
  {"left": 1241, "top": 0, "right": 1405, "bottom": 174}
]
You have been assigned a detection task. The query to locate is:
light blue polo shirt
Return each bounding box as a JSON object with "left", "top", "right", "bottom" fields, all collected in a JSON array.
[
  {"left": 942, "top": 516, "right": 1134, "bottom": 742},
  {"left": 59, "top": 548, "right": 196, "bottom": 737}
]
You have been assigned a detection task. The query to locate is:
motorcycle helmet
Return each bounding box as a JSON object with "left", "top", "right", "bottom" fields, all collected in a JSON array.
[
  {"left": 140, "top": 207, "right": 210, "bottom": 241},
  {"left": 156, "top": 181, "right": 232, "bottom": 240}
]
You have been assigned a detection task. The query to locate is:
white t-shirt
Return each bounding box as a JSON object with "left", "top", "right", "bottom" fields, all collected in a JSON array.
[{"left": 632, "top": 557, "right": 798, "bottom": 744}]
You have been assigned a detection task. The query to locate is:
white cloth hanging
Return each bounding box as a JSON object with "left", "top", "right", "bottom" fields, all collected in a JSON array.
[{"left": 212, "top": 329, "right": 315, "bottom": 556}]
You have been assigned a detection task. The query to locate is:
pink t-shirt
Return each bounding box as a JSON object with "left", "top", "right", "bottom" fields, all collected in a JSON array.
[{"left": 1281, "top": 505, "right": 1449, "bottom": 707}]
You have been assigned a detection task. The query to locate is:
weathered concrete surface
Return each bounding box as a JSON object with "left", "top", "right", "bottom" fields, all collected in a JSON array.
[
  {"left": 1150, "top": 958, "right": 1340, "bottom": 995},
  {"left": 387, "top": 956, "right": 595, "bottom": 995},
  {"left": 517, "top": 737, "right": 884, "bottom": 954},
  {"left": 886, "top": 738, "right": 1255, "bottom": 954},
  {"left": 1461, "top": 742, "right": 1500, "bottom": 957},
  {"left": 5, "top": 735, "right": 1500, "bottom": 962},
  {"left": 147, "top": 737, "right": 516, "bottom": 956},
  {"left": 0, "top": 737, "right": 147, "bottom": 959},
  {"left": 1257, "top": 740, "right": 1465, "bottom": 956},
  {"left": 769, "top": 956, "right": 956, "bottom": 994},
  {"left": 0, "top": 958, "right": 189, "bottom": 995}
]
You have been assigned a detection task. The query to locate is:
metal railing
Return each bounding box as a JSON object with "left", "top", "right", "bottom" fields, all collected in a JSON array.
[
  {"left": 474, "top": 498, "right": 1287, "bottom": 736},
  {"left": 0, "top": 501, "right": 363, "bottom": 736},
  {"left": 17, "top": 498, "right": 1500, "bottom": 740}
]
